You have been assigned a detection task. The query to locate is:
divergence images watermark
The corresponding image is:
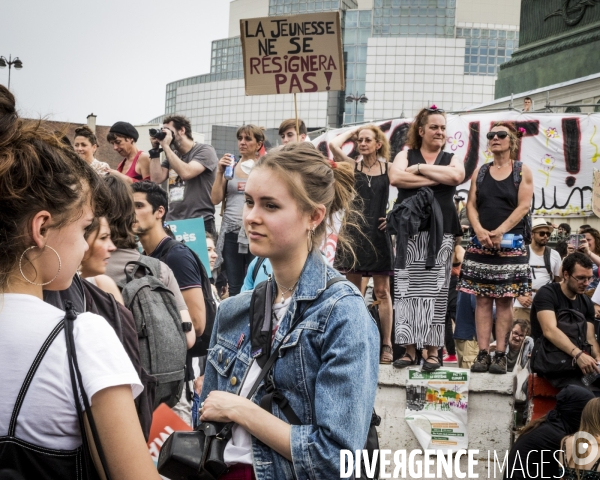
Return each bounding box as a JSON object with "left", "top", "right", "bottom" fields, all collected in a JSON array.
[{"left": 340, "top": 434, "right": 598, "bottom": 479}]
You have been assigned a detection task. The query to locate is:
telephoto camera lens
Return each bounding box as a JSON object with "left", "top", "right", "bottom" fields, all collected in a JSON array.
[{"left": 149, "top": 128, "right": 167, "bottom": 141}]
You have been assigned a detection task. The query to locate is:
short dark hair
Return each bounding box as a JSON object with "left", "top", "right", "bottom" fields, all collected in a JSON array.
[
  {"left": 580, "top": 224, "right": 591, "bottom": 231},
  {"left": 524, "top": 97, "right": 532, "bottom": 102},
  {"left": 103, "top": 175, "right": 137, "bottom": 249},
  {"left": 562, "top": 252, "right": 593, "bottom": 276},
  {"left": 558, "top": 223, "right": 571, "bottom": 234},
  {"left": 279, "top": 118, "right": 307, "bottom": 136},
  {"left": 131, "top": 180, "right": 168, "bottom": 216},
  {"left": 74, "top": 125, "right": 98, "bottom": 146},
  {"left": 555, "top": 240, "right": 568, "bottom": 259},
  {"left": 164, "top": 115, "right": 193, "bottom": 141},
  {"left": 512, "top": 319, "right": 530, "bottom": 336}
]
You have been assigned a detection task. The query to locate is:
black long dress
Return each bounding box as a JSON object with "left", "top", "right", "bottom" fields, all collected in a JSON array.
[{"left": 335, "top": 159, "right": 393, "bottom": 274}]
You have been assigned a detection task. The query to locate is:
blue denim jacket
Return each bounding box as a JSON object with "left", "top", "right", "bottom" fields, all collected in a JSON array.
[{"left": 199, "top": 251, "right": 380, "bottom": 480}]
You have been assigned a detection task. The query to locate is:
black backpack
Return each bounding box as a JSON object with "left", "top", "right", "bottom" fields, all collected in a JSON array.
[
  {"left": 476, "top": 161, "right": 532, "bottom": 244},
  {"left": 527, "top": 245, "right": 555, "bottom": 282},
  {"left": 531, "top": 308, "right": 590, "bottom": 378},
  {"left": 160, "top": 238, "right": 217, "bottom": 358}
]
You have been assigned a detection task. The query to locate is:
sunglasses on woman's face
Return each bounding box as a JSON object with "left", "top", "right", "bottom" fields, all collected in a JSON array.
[
  {"left": 486, "top": 131, "right": 509, "bottom": 140},
  {"left": 426, "top": 107, "right": 445, "bottom": 113}
]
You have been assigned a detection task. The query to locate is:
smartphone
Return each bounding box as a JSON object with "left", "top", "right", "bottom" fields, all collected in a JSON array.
[{"left": 569, "top": 234, "right": 585, "bottom": 248}]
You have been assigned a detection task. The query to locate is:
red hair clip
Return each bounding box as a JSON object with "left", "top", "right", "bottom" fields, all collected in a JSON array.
[{"left": 329, "top": 160, "right": 338, "bottom": 169}]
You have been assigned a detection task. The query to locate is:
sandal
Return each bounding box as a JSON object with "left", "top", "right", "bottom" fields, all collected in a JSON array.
[
  {"left": 422, "top": 355, "right": 441, "bottom": 372},
  {"left": 393, "top": 352, "right": 416, "bottom": 369},
  {"left": 380, "top": 345, "right": 393, "bottom": 365}
]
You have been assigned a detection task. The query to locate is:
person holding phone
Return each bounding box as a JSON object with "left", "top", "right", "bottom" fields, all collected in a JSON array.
[
  {"left": 458, "top": 122, "right": 533, "bottom": 375},
  {"left": 211, "top": 125, "right": 263, "bottom": 296},
  {"left": 578, "top": 228, "right": 600, "bottom": 296}
]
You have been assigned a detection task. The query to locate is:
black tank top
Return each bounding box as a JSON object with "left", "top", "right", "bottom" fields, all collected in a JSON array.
[
  {"left": 395, "top": 149, "right": 462, "bottom": 236},
  {"left": 477, "top": 164, "right": 523, "bottom": 234}
]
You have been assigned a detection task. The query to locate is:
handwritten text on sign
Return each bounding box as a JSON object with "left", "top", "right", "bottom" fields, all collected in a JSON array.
[{"left": 240, "top": 12, "right": 344, "bottom": 96}]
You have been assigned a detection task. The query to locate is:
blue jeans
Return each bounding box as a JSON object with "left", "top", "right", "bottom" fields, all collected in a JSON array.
[{"left": 223, "top": 232, "right": 255, "bottom": 296}]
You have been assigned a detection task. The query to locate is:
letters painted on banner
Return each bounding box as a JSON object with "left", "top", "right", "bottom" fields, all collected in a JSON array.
[
  {"left": 240, "top": 12, "right": 344, "bottom": 95},
  {"left": 313, "top": 112, "right": 600, "bottom": 217}
]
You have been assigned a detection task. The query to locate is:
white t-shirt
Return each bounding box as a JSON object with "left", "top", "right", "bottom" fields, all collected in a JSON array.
[
  {"left": 514, "top": 247, "right": 562, "bottom": 308},
  {"left": 223, "top": 296, "right": 291, "bottom": 465},
  {"left": 0, "top": 294, "right": 143, "bottom": 450}
]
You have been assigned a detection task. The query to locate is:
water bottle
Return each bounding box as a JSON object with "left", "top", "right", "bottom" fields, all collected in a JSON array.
[
  {"left": 582, "top": 363, "right": 600, "bottom": 386},
  {"left": 224, "top": 154, "right": 236, "bottom": 180},
  {"left": 500, "top": 234, "right": 524, "bottom": 249},
  {"left": 472, "top": 234, "right": 523, "bottom": 249}
]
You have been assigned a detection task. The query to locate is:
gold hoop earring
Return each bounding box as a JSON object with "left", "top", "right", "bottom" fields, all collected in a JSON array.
[
  {"left": 19, "top": 245, "right": 62, "bottom": 286},
  {"left": 307, "top": 226, "right": 315, "bottom": 252}
]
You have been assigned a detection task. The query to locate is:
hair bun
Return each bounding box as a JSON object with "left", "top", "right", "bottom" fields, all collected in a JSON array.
[{"left": 75, "top": 125, "right": 93, "bottom": 136}]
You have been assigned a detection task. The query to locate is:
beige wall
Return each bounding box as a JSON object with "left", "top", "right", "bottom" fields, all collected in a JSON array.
[
  {"left": 356, "top": 0, "right": 373, "bottom": 9},
  {"left": 229, "top": 0, "right": 269, "bottom": 37},
  {"left": 456, "top": 0, "right": 521, "bottom": 26}
]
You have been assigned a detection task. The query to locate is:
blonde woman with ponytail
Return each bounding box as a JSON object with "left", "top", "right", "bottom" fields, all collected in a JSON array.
[{"left": 198, "top": 142, "right": 379, "bottom": 480}]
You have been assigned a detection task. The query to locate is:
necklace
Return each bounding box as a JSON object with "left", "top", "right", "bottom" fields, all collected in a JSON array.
[
  {"left": 275, "top": 279, "right": 299, "bottom": 304},
  {"left": 362, "top": 157, "right": 379, "bottom": 188},
  {"left": 493, "top": 160, "right": 512, "bottom": 169}
]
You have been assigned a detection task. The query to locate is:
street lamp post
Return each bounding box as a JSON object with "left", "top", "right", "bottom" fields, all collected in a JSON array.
[
  {"left": 345, "top": 93, "right": 368, "bottom": 124},
  {"left": 0, "top": 55, "right": 24, "bottom": 90}
]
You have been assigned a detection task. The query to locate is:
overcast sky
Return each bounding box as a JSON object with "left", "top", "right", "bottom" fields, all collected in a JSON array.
[{"left": 1, "top": 0, "right": 232, "bottom": 126}]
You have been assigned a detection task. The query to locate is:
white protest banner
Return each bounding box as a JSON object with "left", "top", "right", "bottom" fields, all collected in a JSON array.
[
  {"left": 405, "top": 368, "right": 470, "bottom": 452},
  {"left": 593, "top": 169, "right": 600, "bottom": 218},
  {"left": 240, "top": 12, "right": 344, "bottom": 95},
  {"left": 313, "top": 112, "right": 600, "bottom": 216}
]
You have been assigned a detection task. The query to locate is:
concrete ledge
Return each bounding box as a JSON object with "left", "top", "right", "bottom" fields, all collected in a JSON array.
[{"left": 374, "top": 365, "right": 515, "bottom": 479}]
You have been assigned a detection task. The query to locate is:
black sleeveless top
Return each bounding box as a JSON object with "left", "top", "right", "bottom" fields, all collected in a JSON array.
[
  {"left": 395, "top": 149, "right": 462, "bottom": 236},
  {"left": 476, "top": 163, "right": 524, "bottom": 235}
]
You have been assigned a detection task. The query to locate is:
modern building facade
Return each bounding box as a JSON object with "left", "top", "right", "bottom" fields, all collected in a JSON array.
[{"left": 160, "top": 0, "right": 521, "bottom": 151}]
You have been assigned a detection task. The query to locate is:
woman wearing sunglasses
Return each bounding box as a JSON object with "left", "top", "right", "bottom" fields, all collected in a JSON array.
[
  {"left": 458, "top": 122, "right": 533, "bottom": 375},
  {"left": 389, "top": 106, "right": 465, "bottom": 371}
]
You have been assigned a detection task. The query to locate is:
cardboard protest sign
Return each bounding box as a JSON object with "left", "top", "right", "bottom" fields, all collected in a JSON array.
[
  {"left": 166, "top": 217, "right": 212, "bottom": 277},
  {"left": 240, "top": 11, "right": 344, "bottom": 95}
]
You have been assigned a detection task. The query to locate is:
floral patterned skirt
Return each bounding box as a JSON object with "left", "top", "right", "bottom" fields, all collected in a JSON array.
[{"left": 457, "top": 241, "right": 531, "bottom": 298}]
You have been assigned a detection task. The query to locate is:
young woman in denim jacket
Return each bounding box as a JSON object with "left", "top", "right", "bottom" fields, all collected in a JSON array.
[{"left": 198, "top": 142, "right": 380, "bottom": 480}]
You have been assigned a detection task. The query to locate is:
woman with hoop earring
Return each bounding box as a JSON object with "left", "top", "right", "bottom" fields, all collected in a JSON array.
[{"left": 329, "top": 124, "right": 395, "bottom": 364}]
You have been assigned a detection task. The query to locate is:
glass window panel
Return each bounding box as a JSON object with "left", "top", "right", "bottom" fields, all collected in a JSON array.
[
  {"left": 374, "top": 15, "right": 382, "bottom": 24},
  {"left": 383, "top": 16, "right": 390, "bottom": 24},
  {"left": 299, "top": 3, "right": 307, "bottom": 11},
  {"left": 392, "top": 0, "right": 401, "bottom": 6},
  {"left": 410, "top": 7, "right": 419, "bottom": 14},
  {"left": 437, "top": 16, "right": 445, "bottom": 26},
  {"left": 470, "top": 65, "right": 477, "bottom": 73},
  {"left": 345, "top": 28, "right": 357, "bottom": 42},
  {"left": 357, "top": 46, "right": 367, "bottom": 61},
  {"left": 472, "top": 29, "right": 480, "bottom": 36},
  {"left": 345, "top": 46, "right": 356, "bottom": 62},
  {"left": 374, "top": 0, "right": 383, "bottom": 6},
  {"left": 507, "top": 30, "right": 515, "bottom": 39},
  {"left": 391, "top": 14, "right": 400, "bottom": 24},
  {"left": 489, "top": 39, "right": 497, "bottom": 47},
  {"left": 499, "top": 30, "right": 506, "bottom": 38},
  {"left": 400, "top": 15, "right": 409, "bottom": 24},
  {"left": 497, "top": 57, "right": 505, "bottom": 65},
  {"left": 464, "top": 65, "right": 469, "bottom": 73},
  {"left": 481, "top": 29, "right": 489, "bottom": 38},
  {"left": 332, "top": 0, "right": 339, "bottom": 8},
  {"left": 481, "top": 39, "right": 488, "bottom": 46},
  {"left": 391, "top": 24, "right": 400, "bottom": 33},
  {"left": 463, "top": 28, "right": 471, "bottom": 36},
  {"left": 358, "top": 28, "right": 370, "bottom": 42},
  {"left": 345, "top": 80, "right": 355, "bottom": 93},
  {"left": 360, "top": 10, "right": 372, "bottom": 26},
  {"left": 426, "top": 16, "right": 435, "bottom": 25},
  {"left": 488, "top": 48, "right": 496, "bottom": 56},
  {"left": 456, "top": 27, "right": 462, "bottom": 36},
  {"left": 383, "top": 7, "right": 391, "bottom": 15},
  {"left": 356, "top": 63, "right": 367, "bottom": 77},
  {"left": 409, "top": 16, "right": 418, "bottom": 24},
  {"left": 392, "top": 7, "right": 400, "bottom": 16},
  {"left": 346, "top": 64, "right": 355, "bottom": 79},
  {"left": 438, "top": 0, "right": 446, "bottom": 6},
  {"left": 356, "top": 81, "right": 366, "bottom": 92},
  {"left": 472, "top": 39, "right": 480, "bottom": 47},
  {"left": 381, "top": 24, "right": 390, "bottom": 34},
  {"left": 479, "top": 65, "right": 486, "bottom": 73},
  {"left": 488, "top": 65, "right": 495, "bottom": 74},
  {"left": 498, "top": 48, "right": 505, "bottom": 56},
  {"left": 470, "top": 56, "right": 477, "bottom": 63},
  {"left": 506, "top": 49, "right": 513, "bottom": 56},
  {"left": 464, "top": 55, "right": 470, "bottom": 63},
  {"left": 427, "top": 25, "right": 436, "bottom": 34},
  {"left": 506, "top": 40, "right": 514, "bottom": 48},
  {"left": 409, "top": 24, "right": 418, "bottom": 34}
]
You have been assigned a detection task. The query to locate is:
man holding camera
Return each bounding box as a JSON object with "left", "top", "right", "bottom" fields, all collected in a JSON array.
[{"left": 149, "top": 115, "right": 218, "bottom": 234}]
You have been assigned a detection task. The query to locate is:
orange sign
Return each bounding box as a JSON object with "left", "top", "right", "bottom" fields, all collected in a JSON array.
[{"left": 147, "top": 403, "right": 192, "bottom": 463}]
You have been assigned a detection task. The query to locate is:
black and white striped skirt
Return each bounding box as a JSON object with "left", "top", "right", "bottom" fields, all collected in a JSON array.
[{"left": 394, "top": 232, "right": 454, "bottom": 349}]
